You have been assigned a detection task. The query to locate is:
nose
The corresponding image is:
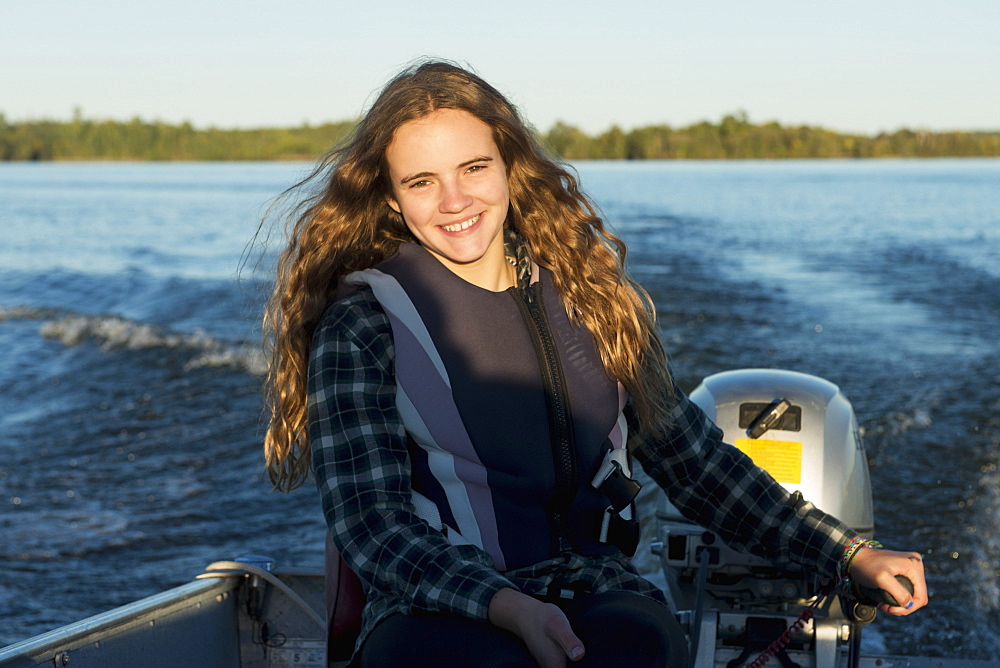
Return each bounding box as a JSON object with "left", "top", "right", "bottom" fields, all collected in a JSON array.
[{"left": 438, "top": 178, "right": 473, "bottom": 213}]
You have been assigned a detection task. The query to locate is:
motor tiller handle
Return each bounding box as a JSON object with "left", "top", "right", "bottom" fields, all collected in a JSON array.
[{"left": 854, "top": 575, "right": 915, "bottom": 608}]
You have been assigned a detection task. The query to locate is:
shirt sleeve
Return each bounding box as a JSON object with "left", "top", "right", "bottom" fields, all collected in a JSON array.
[
  {"left": 630, "top": 392, "right": 857, "bottom": 577},
  {"left": 308, "top": 288, "right": 515, "bottom": 621}
]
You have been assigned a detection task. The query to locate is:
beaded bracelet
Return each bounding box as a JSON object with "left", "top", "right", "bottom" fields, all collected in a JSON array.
[{"left": 838, "top": 536, "right": 883, "bottom": 581}]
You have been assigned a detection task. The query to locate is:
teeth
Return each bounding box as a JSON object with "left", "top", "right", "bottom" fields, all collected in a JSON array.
[{"left": 442, "top": 214, "right": 480, "bottom": 232}]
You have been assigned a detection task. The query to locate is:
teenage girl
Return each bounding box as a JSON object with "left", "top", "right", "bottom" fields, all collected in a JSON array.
[{"left": 263, "top": 61, "right": 927, "bottom": 667}]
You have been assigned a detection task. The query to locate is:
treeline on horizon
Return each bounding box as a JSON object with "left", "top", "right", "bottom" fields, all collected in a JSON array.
[{"left": 2, "top": 110, "right": 999, "bottom": 162}]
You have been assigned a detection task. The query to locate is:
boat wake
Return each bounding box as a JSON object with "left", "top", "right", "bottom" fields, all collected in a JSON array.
[{"left": 1, "top": 306, "right": 266, "bottom": 377}]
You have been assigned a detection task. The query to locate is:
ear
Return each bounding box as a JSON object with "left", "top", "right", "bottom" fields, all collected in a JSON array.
[{"left": 385, "top": 194, "right": 401, "bottom": 215}]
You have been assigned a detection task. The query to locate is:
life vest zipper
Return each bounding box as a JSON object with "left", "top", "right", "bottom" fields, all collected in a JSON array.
[{"left": 512, "top": 282, "right": 578, "bottom": 554}]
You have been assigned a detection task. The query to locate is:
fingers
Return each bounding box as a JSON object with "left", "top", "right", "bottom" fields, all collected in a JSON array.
[
  {"left": 526, "top": 602, "right": 583, "bottom": 666},
  {"left": 543, "top": 610, "right": 585, "bottom": 662},
  {"left": 886, "top": 552, "right": 928, "bottom": 615},
  {"left": 854, "top": 549, "right": 928, "bottom": 615},
  {"left": 879, "top": 577, "right": 916, "bottom": 614},
  {"left": 489, "top": 589, "right": 585, "bottom": 668}
]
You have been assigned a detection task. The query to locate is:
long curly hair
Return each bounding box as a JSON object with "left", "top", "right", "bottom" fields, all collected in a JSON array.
[{"left": 263, "top": 60, "right": 674, "bottom": 491}]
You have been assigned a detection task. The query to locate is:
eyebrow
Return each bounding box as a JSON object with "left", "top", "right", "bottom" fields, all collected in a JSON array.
[{"left": 399, "top": 155, "right": 494, "bottom": 185}]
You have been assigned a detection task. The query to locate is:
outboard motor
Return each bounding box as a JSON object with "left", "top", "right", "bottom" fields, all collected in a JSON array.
[{"left": 654, "top": 369, "right": 878, "bottom": 668}]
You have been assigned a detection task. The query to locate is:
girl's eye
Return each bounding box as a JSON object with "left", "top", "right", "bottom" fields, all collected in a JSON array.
[
  {"left": 410, "top": 179, "right": 431, "bottom": 189},
  {"left": 467, "top": 164, "right": 486, "bottom": 174}
]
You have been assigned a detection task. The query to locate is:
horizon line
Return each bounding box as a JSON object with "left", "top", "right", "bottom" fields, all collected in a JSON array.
[{"left": 2, "top": 109, "right": 998, "bottom": 138}]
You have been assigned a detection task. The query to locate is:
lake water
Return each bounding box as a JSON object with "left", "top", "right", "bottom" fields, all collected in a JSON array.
[{"left": 1, "top": 159, "right": 998, "bottom": 659}]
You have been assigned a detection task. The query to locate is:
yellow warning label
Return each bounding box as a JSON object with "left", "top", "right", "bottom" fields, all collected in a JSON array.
[{"left": 734, "top": 438, "right": 802, "bottom": 484}]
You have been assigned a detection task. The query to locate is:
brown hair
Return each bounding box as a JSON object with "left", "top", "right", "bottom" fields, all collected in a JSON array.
[{"left": 263, "top": 60, "right": 674, "bottom": 491}]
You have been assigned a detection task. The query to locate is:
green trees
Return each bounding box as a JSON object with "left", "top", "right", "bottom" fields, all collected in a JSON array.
[
  {"left": 540, "top": 115, "right": 999, "bottom": 160},
  {"left": 0, "top": 115, "right": 355, "bottom": 161},
  {"left": 1, "top": 111, "right": 997, "bottom": 161}
]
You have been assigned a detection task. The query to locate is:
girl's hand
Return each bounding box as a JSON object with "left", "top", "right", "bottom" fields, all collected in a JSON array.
[
  {"left": 849, "top": 547, "right": 928, "bottom": 615},
  {"left": 488, "top": 587, "right": 586, "bottom": 667}
]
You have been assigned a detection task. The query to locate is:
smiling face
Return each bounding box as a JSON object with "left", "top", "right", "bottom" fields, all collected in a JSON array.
[{"left": 385, "top": 108, "right": 511, "bottom": 291}]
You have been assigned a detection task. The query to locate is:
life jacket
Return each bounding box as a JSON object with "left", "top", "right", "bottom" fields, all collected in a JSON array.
[{"left": 344, "top": 243, "right": 639, "bottom": 571}]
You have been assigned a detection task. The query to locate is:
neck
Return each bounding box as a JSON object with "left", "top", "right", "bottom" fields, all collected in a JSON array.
[
  {"left": 421, "top": 235, "right": 514, "bottom": 292},
  {"left": 448, "top": 255, "right": 514, "bottom": 292}
]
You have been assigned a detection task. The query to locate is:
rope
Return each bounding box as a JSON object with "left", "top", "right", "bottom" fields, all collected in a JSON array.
[{"left": 197, "top": 560, "right": 327, "bottom": 633}]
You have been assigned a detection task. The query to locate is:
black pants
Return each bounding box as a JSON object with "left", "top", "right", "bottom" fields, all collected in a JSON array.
[{"left": 357, "top": 591, "right": 688, "bottom": 667}]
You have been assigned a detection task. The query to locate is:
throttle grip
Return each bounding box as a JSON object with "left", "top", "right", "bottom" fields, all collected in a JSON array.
[{"left": 854, "top": 575, "right": 915, "bottom": 607}]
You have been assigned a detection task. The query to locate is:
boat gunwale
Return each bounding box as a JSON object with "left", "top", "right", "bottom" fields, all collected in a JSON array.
[{"left": 0, "top": 576, "right": 239, "bottom": 665}]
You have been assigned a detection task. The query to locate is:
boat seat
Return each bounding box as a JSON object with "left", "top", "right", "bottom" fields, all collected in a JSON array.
[{"left": 325, "top": 531, "right": 366, "bottom": 664}]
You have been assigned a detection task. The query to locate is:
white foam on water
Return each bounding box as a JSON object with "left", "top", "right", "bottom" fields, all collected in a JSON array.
[
  {"left": 25, "top": 311, "right": 267, "bottom": 376},
  {"left": 184, "top": 343, "right": 268, "bottom": 376},
  {"left": 39, "top": 314, "right": 212, "bottom": 351}
]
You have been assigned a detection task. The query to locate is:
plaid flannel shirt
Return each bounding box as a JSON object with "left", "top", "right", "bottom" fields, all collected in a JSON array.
[{"left": 308, "top": 284, "right": 857, "bottom": 657}]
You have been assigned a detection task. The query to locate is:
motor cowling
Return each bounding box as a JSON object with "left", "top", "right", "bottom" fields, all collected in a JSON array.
[
  {"left": 654, "top": 370, "right": 877, "bottom": 668},
  {"left": 689, "top": 368, "right": 873, "bottom": 536}
]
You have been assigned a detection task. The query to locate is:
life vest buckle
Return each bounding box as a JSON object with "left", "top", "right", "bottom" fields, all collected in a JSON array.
[
  {"left": 599, "top": 506, "right": 640, "bottom": 557},
  {"left": 542, "top": 580, "right": 593, "bottom": 601},
  {"left": 591, "top": 450, "right": 642, "bottom": 512}
]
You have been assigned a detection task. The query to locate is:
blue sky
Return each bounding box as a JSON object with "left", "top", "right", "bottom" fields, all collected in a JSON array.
[{"left": 3, "top": 0, "right": 998, "bottom": 134}]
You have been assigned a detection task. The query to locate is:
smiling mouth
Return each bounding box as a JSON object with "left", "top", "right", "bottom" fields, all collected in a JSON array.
[{"left": 441, "top": 213, "right": 481, "bottom": 233}]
